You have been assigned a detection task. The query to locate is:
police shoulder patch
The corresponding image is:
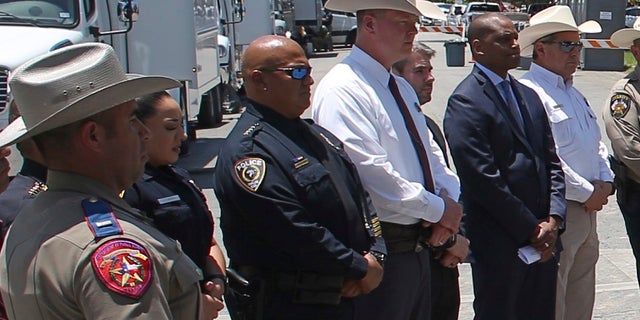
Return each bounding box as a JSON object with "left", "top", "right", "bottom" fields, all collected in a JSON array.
[
  {"left": 610, "top": 93, "right": 632, "bottom": 119},
  {"left": 234, "top": 157, "right": 266, "bottom": 192},
  {"left": 91, "top": 239, "right": 153, "bottom": 299}
]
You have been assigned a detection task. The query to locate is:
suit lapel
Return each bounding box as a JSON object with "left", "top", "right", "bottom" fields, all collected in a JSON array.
[
  {"left": 474, "top": 69, "right": 536, "bottom": 156},
  {"left": 510, "top": 77, "right": 541, "bottom": 151}
]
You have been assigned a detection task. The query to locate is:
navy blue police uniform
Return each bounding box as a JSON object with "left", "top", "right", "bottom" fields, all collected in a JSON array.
[
  {"left": 0, "top": 158, "right": 47, "bottom": 237},
  {"left": 0, "top": 159, "right": 47, "bottom": 320},
  {"left": 123, "top": 164, "right": 214, "bottom": 272},
  {"left": 213, "top": 101, "right": 386, "bottom": 320}
]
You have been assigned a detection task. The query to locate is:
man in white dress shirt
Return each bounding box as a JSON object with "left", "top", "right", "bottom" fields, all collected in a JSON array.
[
  {"left": 519, "top": 6, "right": 613, "bottom": 320},
  {"left": 311, "top": 0, "right": 462, "bottom": 319}
]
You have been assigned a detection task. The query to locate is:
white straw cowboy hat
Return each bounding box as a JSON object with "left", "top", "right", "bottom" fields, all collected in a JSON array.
[
  {"left": 325, "top": 0, "right": 447, "bottom": 21},
  {"left": 519, "top": 5, "right": 602, "bottom": 56},
  {"left": 611, "top": 17, "right": 640, "bottom": 48},
  {"left": 0, "top": 42, "right": 180, "bottom": 147}
]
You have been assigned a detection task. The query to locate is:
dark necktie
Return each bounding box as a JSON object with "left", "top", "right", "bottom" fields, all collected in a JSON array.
[
  {"left": 388, "top": 75, "right": 435, "bottom": 193},
  {"left": 499, "top": 80, "right": 525, "bottom": 130}
]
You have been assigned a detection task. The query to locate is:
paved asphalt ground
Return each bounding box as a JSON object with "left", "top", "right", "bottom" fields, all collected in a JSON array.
[{"left": 6, "top": 31, "right": 640, "bottom": 319}]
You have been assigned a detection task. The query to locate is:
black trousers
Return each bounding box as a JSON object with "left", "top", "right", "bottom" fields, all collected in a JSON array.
[
  {"left": 471, "top": 252, "right": 557, "bottom": 320},
  {"left": 354, "top": 249, "right": 432, "bottom": 320},
  {"left": 430, "top": 257, "right": 460, "bottom": 320},
  {"left": 615, "top": 176, "right": 640, "bottom": 288}
]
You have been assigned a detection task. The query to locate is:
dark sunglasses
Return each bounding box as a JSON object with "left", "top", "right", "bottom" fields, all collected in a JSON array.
[
  {"left": 543, "top": 40, "right": 584, "bottom": 53},
  {"left": 259, "top": 66, "right": 312, "bottom": 80}
]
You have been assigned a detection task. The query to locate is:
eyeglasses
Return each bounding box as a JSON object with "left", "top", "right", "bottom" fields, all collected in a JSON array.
[
  {"left": 259, "top": 66, "right": 312, "bottom": 80},
  {"left": 543, "top": 40, "right": 584, "bottom": 53}
]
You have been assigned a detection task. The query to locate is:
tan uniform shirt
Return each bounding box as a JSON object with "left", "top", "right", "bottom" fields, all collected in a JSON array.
[
  {"left": 0, "top": 170, "right": 204, "bottom": 319},
  {"left": 603, "top": 65, "right": 640, "bottom": 183}
]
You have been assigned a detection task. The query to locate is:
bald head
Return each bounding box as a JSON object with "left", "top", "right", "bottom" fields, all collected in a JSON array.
[
  {"left": 468, "top": 13, "right": 511, "bottom": 44},
  {"left": 241, "top": 35, "right": 314, "bottom": 119},
  {"left": 241, "top": 35, "right": 305, "bottom": 84}
]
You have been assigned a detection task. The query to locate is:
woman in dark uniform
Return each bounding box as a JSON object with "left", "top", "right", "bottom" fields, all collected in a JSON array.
[{"left": 123, "top": 91, "right": 227, "bottom": 303}]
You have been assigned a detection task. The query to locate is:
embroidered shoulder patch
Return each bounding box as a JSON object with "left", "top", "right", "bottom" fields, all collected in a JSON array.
[
  {"left": 91, "top": 239, "right": 153, "bottom": 299},
  {"left": 610, "top": 93, "right": 632, "bottom": 119},
  {"left": 234, "top": 157, "right": 266, "bottom": 192}
]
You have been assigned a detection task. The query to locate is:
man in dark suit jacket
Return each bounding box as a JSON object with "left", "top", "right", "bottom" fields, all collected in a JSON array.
[{"left": 444, "top": 13, "right": 566, "bottom": 320}]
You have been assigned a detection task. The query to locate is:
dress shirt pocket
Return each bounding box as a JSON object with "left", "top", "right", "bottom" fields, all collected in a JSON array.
[{"left": 548, "top": 108, "right": 573, "bottom": 148}]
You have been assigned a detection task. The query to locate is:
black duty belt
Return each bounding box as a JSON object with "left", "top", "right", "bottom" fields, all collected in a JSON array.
[
  {"left": 610, "top": 155, "right": 640, "bottom": 185},
  {"left": 379, "top": 221, "right": 430, "bottom": 253}
]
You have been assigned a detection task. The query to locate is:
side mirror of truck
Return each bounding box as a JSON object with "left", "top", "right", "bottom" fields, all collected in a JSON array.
[
  {"left": 222, "top": 0, "right": 244, "bottom": 25},
  {"left": 234, "top": 0, "right": 244, "bottom": 20},
  {"left": 91, "top": 0, "right": 136, "bottom": 38},
  {"left": 117, "top": 1, "right": 139, "bottom": 23}
]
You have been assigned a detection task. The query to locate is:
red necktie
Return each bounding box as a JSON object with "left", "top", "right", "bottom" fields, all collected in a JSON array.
[{"left": 388, "top": 75, "right": 435, "bottom": 193}]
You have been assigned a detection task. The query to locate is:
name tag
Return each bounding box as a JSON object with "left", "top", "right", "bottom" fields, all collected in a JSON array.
[{"left": 157, "top": 195, "right": 181, "bottom": 205}]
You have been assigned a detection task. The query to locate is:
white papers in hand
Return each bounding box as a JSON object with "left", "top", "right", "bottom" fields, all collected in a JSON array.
[{"left": 518, "top": 245, "right": 541, "bottom": 264}]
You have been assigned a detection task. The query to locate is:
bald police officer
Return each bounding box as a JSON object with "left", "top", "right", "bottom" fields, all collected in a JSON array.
[
  {"left": 213, "top": 35, "right": 385, "bottom": 320},
  {"left": 0, "top": 43, "right": 221, "bottom": 319}
]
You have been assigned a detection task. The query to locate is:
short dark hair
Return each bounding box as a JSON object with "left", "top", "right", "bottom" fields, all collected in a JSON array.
[
  {"left": 392, "top": 43, "right": 436, "bottom": 73},
  {"left": 135, "top": 91, "right": 172, "bottom": 121}
]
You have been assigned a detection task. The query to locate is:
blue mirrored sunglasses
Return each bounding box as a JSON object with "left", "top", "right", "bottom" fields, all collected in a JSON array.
[
  {"left": 544, "top": 40, "right": 583, "bottom": 53},
  {"left": 259, "top": 66, "right": 312, "bottom": 80}
]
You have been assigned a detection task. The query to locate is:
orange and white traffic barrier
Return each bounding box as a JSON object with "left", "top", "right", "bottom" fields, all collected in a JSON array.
[
  {"left": 419, "top": 26, "right": 465, "bottom": 34},
  {"left": 582, "top": 39, "right": 621, "bottom": 49}
]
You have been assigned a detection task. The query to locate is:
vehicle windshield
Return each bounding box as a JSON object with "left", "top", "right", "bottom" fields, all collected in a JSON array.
[
  {"left": 469, "top": 4, "right": 500, "bottom": 12},
  {"left": 0, "top": 0, "right": 78, "bottom": 27}
]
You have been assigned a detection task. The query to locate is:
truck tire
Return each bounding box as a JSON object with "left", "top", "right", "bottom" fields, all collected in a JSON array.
[
  {"left": 346, "top": 29, "right": 357, "bottom": 47},
  {"left": 182, "top": 123, "right": 197, "bottom": 154},
  {"left": 222, "top": 83, "right": 242, "bottom": 114},
  {"left": 197, "top": 89, "right": 223, "bottom": 128},
  {"left": 180, "top": 139, "right": 191, "bottom": 156}
]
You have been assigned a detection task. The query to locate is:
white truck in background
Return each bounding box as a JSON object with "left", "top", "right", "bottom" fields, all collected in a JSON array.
[
  {"left": 0, "top": 0, "right": 295, "bottom": 137},
  {"left": 0, "top": 0, "right": 274, "bottom": 140},
  {"left": 463, "top": 1, "right": 529, "bottom": 32}
]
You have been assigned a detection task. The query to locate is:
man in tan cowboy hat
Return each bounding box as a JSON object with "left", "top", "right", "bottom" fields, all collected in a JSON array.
[
  {"left": 603, "top": 17, "right": 640, "bottom": 294},
  {"left": 519, "top": 6, "right": 612, "bottom": 320},
  {"left": 312, "top": 0, "right": 462, "bottom": 319},
  {"left": 0, "top": 43, "right": 223, "bottom": 319}
]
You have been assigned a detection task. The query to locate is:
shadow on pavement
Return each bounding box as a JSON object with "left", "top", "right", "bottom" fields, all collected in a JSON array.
[{"left": 177, "top": 137, "right": 224, "bottom": 172}]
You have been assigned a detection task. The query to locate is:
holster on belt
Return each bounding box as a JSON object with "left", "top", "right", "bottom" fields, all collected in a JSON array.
[
  {"left": 225, "top": 267, "right": 265, "bottom": 320},
  {"left": 610, "top": 155, "right": 628, "bottom": 182},
  {"left": 610, "top": 155, "right": 630, "bottom": 200},
  {"left": 230, "top": 266, "right": 343, "bottom": 306},
  {"left": 380, "top": 221, "right": 431, "bottom": 253}
]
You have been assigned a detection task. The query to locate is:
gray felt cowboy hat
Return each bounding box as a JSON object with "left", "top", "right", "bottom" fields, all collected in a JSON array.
[
  {"left": 0, "top": 42, "right": 180, "bottom": 147},
  {"left": 325, "top": 0, "right": 447, "bottom": 21},
  {"left": 518, "top": 5, "right": 601, "bottom": 57}
]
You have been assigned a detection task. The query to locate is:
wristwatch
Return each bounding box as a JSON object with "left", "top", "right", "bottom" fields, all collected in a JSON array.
[
  {"left": 369, "top": 251, "right": 387, "bottom": 267},
  {"left": 203, "top": 273, "right": 228, "bottom": 286}
]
